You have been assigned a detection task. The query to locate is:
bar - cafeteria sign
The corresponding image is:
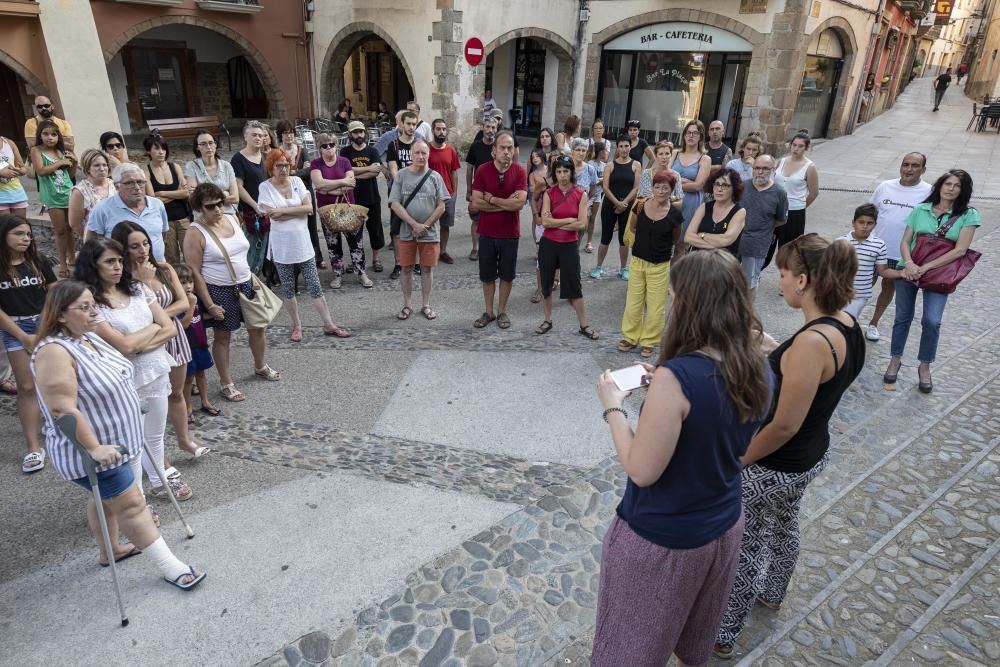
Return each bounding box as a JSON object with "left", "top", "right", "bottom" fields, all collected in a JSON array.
[{"left": 934, "top": 0, "right": 954, "bottom": 25}]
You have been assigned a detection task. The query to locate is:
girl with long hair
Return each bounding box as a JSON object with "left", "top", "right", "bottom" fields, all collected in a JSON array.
[
  {"left": 716, "top": 234, "right": 864, "bottom": 658},
  {"left": 0, "top": 215, "right": 56, "bottom": 472},
  {"left": 31, "top": 119, "right": 76, "bottom": 278},
  {"left": 594, "top": 249, "right": 773, "bottom": 666}
]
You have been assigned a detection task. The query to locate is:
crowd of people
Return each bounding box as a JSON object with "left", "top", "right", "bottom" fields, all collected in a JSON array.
[{"left": 0, "top": 96, "right": 982, "bottom": 635}]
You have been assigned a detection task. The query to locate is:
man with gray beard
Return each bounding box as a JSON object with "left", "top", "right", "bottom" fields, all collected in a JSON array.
[{"left": 738, "top": 155, "right": 788, "bottom": 298}]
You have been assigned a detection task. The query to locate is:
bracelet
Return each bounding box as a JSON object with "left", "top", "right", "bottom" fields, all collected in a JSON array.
[{"left": 602, "top": 407, "right": 628, "bottom": 423}]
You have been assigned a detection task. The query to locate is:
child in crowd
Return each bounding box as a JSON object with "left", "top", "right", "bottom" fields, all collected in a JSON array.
[
  {"left": 838, "top": 204, "right": 899, "bottom": 319},
  {"left": 174, "top": 263, "right": 220, "bottom": 419}
]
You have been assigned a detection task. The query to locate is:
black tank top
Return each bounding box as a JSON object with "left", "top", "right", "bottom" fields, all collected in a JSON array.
[
  {"left": 608, "top": 160, "right": 635, "bottom": 200},
  {"left": 697, "top": 201, "right": 742, "bottom": 256},
  {"left": 759, "top": 316, "right": 865, "bottom": 473},
  {"left": 148, "top": 163, "right": 189, "bottom": 221}
]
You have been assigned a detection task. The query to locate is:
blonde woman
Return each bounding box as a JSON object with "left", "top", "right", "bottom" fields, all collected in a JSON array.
[{"left": 69, "top": 149, "right": 116, "bottom": 239}]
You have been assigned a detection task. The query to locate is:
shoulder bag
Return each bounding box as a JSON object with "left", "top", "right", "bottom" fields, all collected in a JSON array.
[
  {"left": 623, "top": 197, "right": 646, "bottom": 248},
  {"left": 389, "top": 169, "right": 433, "bottom": 230},
  {"left": 910, "top": 212, "right": 981, "bottom": 294},
  {"left": 199, "top": 222, "right": 282, "bottom": 329}
]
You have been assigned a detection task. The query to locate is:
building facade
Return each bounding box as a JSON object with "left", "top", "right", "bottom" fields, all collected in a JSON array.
[
  {"left": 922, "top": 0, "right": 985, "bottom": 77},
  {"left": 962, "top": 0, "right": 999, "bottom": 99}
]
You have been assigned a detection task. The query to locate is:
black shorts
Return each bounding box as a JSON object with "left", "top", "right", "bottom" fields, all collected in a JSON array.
[
  {"left": 478, "top": 235, "right": 519, "bottom": 283},
  {"left": 601, "top": 199, "right": 629, "bottom": 246},
  {"left": 538, "top": 237, "right": 582, "bottom": 300}
]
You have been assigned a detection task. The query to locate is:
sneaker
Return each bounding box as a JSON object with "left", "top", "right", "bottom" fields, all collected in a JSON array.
[
  {"left": 865, "top": 324, "right": 881, "bottom": 341},
  {"left": 620, "top": 268, "right": 630, "bottom": 281},
  {"left": 390, "top": 265, "right": 402, "bottom": 280},
  {"left": 358, "top": 272, "right": 374, "bottom": 288},
  {"left": 329, "top": 275, "right": 342, "bottom": 289},
  {"left": 414, "top": 264, "right": 422, "bottom": 276},
  {"left": 589, "top": 266, "right": 603, "bottom": 279}
]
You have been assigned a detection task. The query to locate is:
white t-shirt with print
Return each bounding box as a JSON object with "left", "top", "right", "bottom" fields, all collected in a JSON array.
[{"left": 869, "top": 179, "right": 932, "bottom": 260}]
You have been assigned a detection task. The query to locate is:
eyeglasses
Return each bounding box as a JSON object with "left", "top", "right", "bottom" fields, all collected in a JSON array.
[
  {"left": 67, "top": 303, "right": 98, "bottom": 313},
  {"left": 684, "top": 130, "right": 701, "bottom": 137},
  {"left": 753, "top": 167, "right": 773, "bottom": 172},
  {"left": 118, "top": 180, "right": 146, "bottom": 188},
  {"left": 273, "top": 163, "right": 291, "bottom": 169},
  {"left": 104, "top": 142, "right": 123, "bottom": 149},
  {"left": 197, "top": 141, "right": 216, "bottom": 147},
  {"left": 203, "top": 202, "right": 224, "bottom": 211},
  {"left": 320, "top": 143, "right": 336, "bottom": 150},
  {"left": 713, "top": 182, "right": 733, "bottom": 189}
]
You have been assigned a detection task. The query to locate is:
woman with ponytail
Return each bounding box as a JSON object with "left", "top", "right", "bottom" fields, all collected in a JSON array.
[{"left": 715, "top": 234, "right": 865, "bottom": 659}]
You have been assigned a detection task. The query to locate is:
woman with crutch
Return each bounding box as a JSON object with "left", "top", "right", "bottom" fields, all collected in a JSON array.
[{"left": 31, "top": 280, "right": 205, "bottom": 589}]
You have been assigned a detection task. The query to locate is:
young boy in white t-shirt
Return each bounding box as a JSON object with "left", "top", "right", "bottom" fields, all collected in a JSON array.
[{"left": 838, "top": 204, "right": 900, "bottom": 320}]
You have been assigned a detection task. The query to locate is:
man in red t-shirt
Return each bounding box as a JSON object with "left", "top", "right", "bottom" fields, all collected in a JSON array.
[
  {"left": 470, "top": 131, "right": 527, "bottom": 330},
  {"left": 427, "top": 118, "right": 461, "bottom": 264}
]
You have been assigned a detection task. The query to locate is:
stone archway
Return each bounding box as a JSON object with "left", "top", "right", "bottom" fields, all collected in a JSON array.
[
  {"left": 803, "top": 17, "right": 859, "bottom": 137},
  {"left": 584, "top": 10, "right": 765, "bottom": 126},
  {"left": 102, "top": 15, "right": 285, "bottom": 119},
  {"left": 0, "top": 48, "right": 50, "bottom": 98},
  {"left": 319, "top": 22, "right": 416, "bottom": 118},
  {"left": 479, "top": 28, "right": 576, "bottom": 130}
]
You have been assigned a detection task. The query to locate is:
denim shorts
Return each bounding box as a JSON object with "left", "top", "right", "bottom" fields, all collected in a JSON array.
[
  {"left": 1, "top": 315, "right": 38, "bottom": 352},
  {"left": 71, "top": 462, "right": 136, "bottom": 500}
]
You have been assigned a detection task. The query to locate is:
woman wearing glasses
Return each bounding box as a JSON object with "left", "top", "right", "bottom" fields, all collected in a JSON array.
[
  {"left": 715, "top": 234, "right": 863, "bottom": 659},
  {"left": 259, "top": 149, "right": 350, "bottom": 341},
  {"left": 672, "top": 120, "right": 712, "bottom": 240},
  {"left": 100, "top": 132, "right": 132, "bottom": 170},
  {"left": 183, "top": 182, "right": 281, "bottom": 402},
  {"left": 684, "top": 168, "right": 746, "bottom": 257},
  {"left": 184, "top": 131, "right": 239, "bottom": 216}
]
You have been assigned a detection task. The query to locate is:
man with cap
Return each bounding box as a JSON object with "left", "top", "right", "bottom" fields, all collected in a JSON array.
[
  {"left": 626, "top": 120, "right": 652, "bottom": 167},
  {"left": 341, "top": 120, "right": 387, "bottom": 272}
]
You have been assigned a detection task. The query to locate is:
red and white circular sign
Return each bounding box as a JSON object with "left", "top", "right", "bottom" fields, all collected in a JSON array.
[{"left": 464, "top": 38, "right": 484, "bottom": 67}]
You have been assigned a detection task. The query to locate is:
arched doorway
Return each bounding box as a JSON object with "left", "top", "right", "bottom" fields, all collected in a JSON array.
[
  {"left": 481, "top": 29, "right": 574, "bottom": 134},
  {"left": 0, "top": 51, "right": 47, "bottom": 147},
  {"left": 792, "top": 29, "right": 845, "bottom": 138},
  {"left": 320, "top": 24, "right": 415, "bottom": 119},
  {"left": 104, "top": 22, "right": 282, "bottom": 134}
]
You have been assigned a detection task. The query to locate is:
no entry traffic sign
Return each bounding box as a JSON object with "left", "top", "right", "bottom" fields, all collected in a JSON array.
[{"left": 465, "top": 38, "right": 484, "bottom": 67}]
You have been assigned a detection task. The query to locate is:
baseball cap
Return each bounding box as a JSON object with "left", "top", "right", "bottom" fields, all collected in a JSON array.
[
  {"left": 490, "top": 108, "right": 504, "bottom": 120},
  {"left": 347, "top": 120, "right": 366, "bottom": 133}
]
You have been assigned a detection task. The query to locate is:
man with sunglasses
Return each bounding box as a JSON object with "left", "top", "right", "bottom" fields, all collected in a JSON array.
[
  {"left": 471, "top": 130, "right": 526, "bottom": 330},
  {"left": 24, "top": 96, "right": 74, "bottom": 151},
  {"left": 341, "top": 120, "right": 386, "bottom": 272},
  {"left": 84, "top": 163, "right": 168, "bottom": 261}
]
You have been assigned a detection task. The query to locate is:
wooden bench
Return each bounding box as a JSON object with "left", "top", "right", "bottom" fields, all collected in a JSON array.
[{"left": 146, "top": 116, "right": 231, "bottom": 151}]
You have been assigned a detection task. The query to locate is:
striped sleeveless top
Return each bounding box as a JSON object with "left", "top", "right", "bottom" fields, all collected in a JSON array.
[
  {"left": 154, "top": 281, "right": 192, "bottom": 366},
  {"left": 31, "top": 333, "right": 144, "bottom": 481}
]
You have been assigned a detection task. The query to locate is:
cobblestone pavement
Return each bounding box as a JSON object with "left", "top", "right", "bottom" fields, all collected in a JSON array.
[{"left": 2, "top": 78, "right": 998, "bottom": 666}]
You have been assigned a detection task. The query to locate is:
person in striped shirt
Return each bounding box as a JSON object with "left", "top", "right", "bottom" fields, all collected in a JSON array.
[
  {"left": 838, "top": 204, "right": 900, "bottom": 319},
  {"left": 31, "top": 280, "right": 205, "bottom": 588}
]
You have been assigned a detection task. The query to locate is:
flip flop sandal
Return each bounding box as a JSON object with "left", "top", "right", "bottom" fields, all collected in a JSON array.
[
  {"left": 473, "top": 312, "right": 496, "bottom": 328},
  {"left": 397, "top": 306, "right": 413, "bottom": 320},
  {"left": 420, "top": 306, "right": 438, "bottom": 320},
  {"left": 254, "top": 365, "right": 281, "bottom": 381},
  {"left": 640, "top": 347, "right": 655, "bottom": 358},
  {"left": 578, "top": 326, "right": 599, "bottom": 340},
  {"left": 0, "top": 377, "right": 16, "bottom": 394},
  {"left": 497, "top": 313, "right": 511, "bottom": 329},
  {"left": 324, "top": 325, "right": 353, "bottom": 337},
  {"left": 165, "top": 566, "right": 206, "bottom": 591},
  {"left": 584, "top": 243, "right": 594, "bottom": 253},
  {"left": 530, "top": 293, "right": 542, "bottom": 303},
  {"left": 21, "top": 450, "right": 45, "bottom": 473},
  {"left": 199, "top": 405, "right": 222, "bottom": 416},
  {"left": 617, "top": 339, "right": 637, "bottom": 352},
  {"left": 220, "top": 383, "right": 246, "bottom": 402},
  {"left": 164, "top": 466, "right": 181, "bottom": 480},
  {"left": 535, "top": 320, "right": 553, "bottom": 335},
  {"left": 100, "top": 545, "right": 142, "bottom": 568}
]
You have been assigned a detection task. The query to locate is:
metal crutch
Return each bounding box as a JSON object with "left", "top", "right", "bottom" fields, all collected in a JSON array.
[
  {"left": 141, "top": 437, "right": 195, "bottom": 540},
  {"left": 56, "top": 413, "right": 130, "bottom": 627}
]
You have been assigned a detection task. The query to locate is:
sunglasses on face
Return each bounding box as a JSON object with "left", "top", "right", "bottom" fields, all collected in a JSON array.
[
  {"left": 320, "top": 143, "right": 336, "bottom": 150},
  {"left": 203, "top": 202, "right": 224, "bottom": 211},
  {"left": 36, "top": 104, "right": 52, "bottom": 110},
  {"left": 105, "top": 142, "right": 123, "bottom": 149}
]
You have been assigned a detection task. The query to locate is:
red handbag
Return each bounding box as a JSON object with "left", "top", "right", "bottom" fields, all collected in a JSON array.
[{"left": 909, "top": 213, "right": 981, "bottom": 294}]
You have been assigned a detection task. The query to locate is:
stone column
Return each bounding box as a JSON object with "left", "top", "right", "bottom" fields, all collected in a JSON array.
[
  {"left": 432, "top": 0, "right": 476, "bottom": 143},
  {"left": 746, "top": 0, "right": 812, "bottom": 153},
  {"left": 36, "top": 0, "right": 121, "bottom": 151}
]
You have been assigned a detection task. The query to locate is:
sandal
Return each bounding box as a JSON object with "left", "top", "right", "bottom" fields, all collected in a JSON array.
[
  {"left": 373, "top": 259, "right": 383, "bottom": 273},
  {"left": 199, "top": 405, "right": 222, "bottom": 416},
  {"left": 617, "top": 339, "right": 637, "bottom": 352},
  {"left": 420, "top": 306, "right": 438, "bottom": 320},
  {"left": 0, "top": 377, "right": 16, "bottom": 394},
  {"left": 535, "top": 320, "right": 553, "bottom": 335},
  {"left": 21, "top": 450, "right": 45, "bottom": 473},
  {"left": 497, "top": 313, "right": 511, "bottom": 329},
  {"left": 164, "top": 466, "right": 181, "bottom": 480},
  {"left": 289, "top": 327, "right": 303, "bottom": 343},
  {"left": 397, "top": 306, "right": 413, "bottom": 321},
  {"left": 254, "top": 365, "right": 281, "bottom": 381},
  {"left": 584, "top": 243, "right": 593, "bottom": 254},
  {"left": 220, "top": 383, "right": 246, "bottom": 402},
  {"left": 324, "top": 324, "right": 352, "bottom": 337},
  {"left": 640, "top": 347, "right": 654, "bottom": 358},
  {"left": 187, "top": 412, "right": 195, "bottom": 424},
  {"left": 179, "top": 443, "right": 211, "bottom": 458},
  {"left": 164, "top": 565, "right": 206, "bottom": 591},
  {"left": 468, "top": 250, "right": 478, "bottom": 261},
  {"left": 473, "top": 312, "right": 496, "bottom": 328},
  {"left": 579, "top": 325, "right": 599, "bottom": 340},
  {"left": 99, "top": 545, "right": 142, "bottom": 568},
  {"left": 530, "top": 292, "right": 542, "bottom": 304}
]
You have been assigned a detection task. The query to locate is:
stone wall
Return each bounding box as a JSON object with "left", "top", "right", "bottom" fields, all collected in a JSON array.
[{"left": 195, "top": 62, "right": 233, "bottom": 124}]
